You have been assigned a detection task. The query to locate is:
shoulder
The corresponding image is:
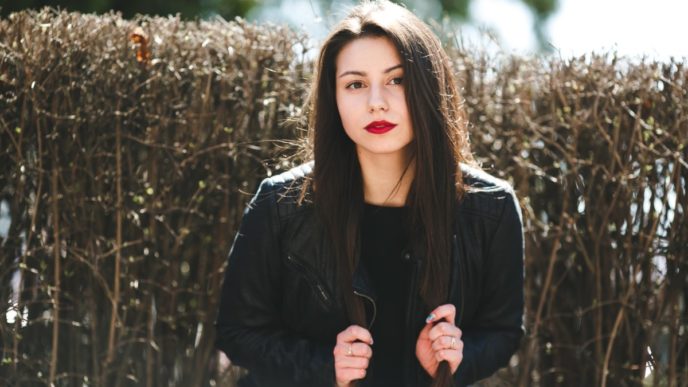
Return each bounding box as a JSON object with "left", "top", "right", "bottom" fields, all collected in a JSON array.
[
  {"left": 461, "top": 163, "right": 513, "bottom": 193},
  {"left": 265, "top": 161, "right": 314, "bottom": 188},
  {"left": 255, "top": 161, "right": 312, "bottom": 194},
  {"left": 459, "top": 163, "right": 519, "bottom": 221},
  {"left": 255, "top": 161, "right": 314, "bottom": 217}
]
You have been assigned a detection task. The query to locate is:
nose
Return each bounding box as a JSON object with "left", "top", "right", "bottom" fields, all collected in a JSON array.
[{"left": 367, "top": 85, "right": 388, "bottom": 112}]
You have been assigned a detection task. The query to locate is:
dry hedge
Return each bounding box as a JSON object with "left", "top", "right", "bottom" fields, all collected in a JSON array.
[{"left": 0, "top": 8, "right": 686, "bottom": 387}]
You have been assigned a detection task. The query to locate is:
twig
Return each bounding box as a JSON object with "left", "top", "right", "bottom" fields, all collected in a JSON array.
[
  {"left": 49, "top": 163, "right": 60, "bottom": 384},
  {"left": 600, "top": 279, "right": 634, "bottom": 387},
  {"left": 106, "top": 98, "right": 123, "bottom": 368}
]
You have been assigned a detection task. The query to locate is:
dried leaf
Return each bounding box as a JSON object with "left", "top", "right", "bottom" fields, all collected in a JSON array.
[{"left": 130, "top": 27, "right": 151, "bottom": 65}]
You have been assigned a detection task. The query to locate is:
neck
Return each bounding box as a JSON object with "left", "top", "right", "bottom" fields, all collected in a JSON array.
[{"left": 357, "top": 148, "right": 415, "bottom": 207}]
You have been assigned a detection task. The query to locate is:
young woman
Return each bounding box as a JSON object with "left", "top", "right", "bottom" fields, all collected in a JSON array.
[{"left": 215, "top": 1, "right": 524, "bottom": 386}]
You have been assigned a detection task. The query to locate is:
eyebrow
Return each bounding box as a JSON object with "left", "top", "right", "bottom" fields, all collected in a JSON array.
[{"left": 337, "top": 64, "right": 403, "bottom": 78}]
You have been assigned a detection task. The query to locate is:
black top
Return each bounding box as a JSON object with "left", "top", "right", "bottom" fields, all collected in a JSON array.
[{"left": 360, "top": 203, "right": 412, "bottom": 386}]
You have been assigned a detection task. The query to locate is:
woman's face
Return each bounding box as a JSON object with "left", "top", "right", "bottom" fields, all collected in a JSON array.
[{"left": 335, "top": 36, "right": 414, "bottom": 160}]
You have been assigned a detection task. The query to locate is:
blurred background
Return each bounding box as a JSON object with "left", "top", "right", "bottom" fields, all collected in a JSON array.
[{"left": 1, "top": 0, "right": 687, "bottom": 60}]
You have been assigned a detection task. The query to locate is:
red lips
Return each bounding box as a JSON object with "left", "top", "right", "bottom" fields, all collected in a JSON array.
[{"left": 364, "top": 120, "right": 397, "bottom": 134}]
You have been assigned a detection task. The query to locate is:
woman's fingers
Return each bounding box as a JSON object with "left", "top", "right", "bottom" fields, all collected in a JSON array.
[
  {"left": 351, "top": 342, "right": 373, "bottom": 358},
  {"left": 335, "top": 354, "right": 370, "bottom": 368},
  {"left": 421, "top": 304, "right": 464, "bottom": 375},
  {"left": 334, "top": 325, "right": 373, "bottom": 386},
  {"left": 425, "top": 304, "right": 456, "bottom": 325},
  {"left": 334, "top": 341, "right": 373, "bottom": 358},
  {"left": 427, "top": 321, "right": 462, "bottom": 342},
  {"left": 431, "top": 335, "right": 464, "bottom": 352},
  {"left": 336, "top": 324, "right": 374, "bottom": 346},
  {"left": 434, "top": 348, "right": 464, "bottom": 364}
]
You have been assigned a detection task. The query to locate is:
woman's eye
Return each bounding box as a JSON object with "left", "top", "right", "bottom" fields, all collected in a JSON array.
[
  {"left": 390, "top": 77, "right": 403, "bottom": 85},
  {"left": 345, "top": 81, "right": 364, "bottom": 89}
]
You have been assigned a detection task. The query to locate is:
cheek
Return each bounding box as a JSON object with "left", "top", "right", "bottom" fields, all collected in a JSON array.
[
  {"left": 400, "top": 101, "right": 413, "bottom": 128},
  {"left": 394, "top": 94, "right": 413, "bottom": 136},
  {"left": 336, "top": 94, "right": 358, "bottom": 127},
  {"left": 393, "top": 92, "right": 409, "bottom": 113}
]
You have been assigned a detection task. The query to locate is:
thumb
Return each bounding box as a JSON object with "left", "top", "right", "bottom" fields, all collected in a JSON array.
[{"left": 418, "top": 320, "right": 432, "bottom": 339}]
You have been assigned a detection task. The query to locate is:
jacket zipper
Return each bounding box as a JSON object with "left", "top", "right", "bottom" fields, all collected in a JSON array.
[
  {"left": 286, "top": 253, "right": 332, "bottom": 307},
  {"left": 453, "top": 234, "right": 465, "bottom": 326},
  {"left": 316, "top": 283, "right": 330, "bottom": 305},
  {"left": 353, "top": 290, "right": 377, "bottom": 329}
]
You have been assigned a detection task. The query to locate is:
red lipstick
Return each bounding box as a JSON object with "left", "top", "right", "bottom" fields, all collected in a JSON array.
[{"left": 365, "top": 120, "right": 397, "bottom": 134}]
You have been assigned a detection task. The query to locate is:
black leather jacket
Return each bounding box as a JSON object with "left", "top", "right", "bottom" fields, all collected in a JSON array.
[{"left": 215, "top": 162, "right": 524, "bottom": 386}]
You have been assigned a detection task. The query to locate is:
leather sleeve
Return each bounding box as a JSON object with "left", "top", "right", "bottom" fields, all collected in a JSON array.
[
  {"left": 455, "top": 188, "right": 525, "bottom": 386},
  {"left": 215, "top": 178, "right": 334, "bottom": 385}
]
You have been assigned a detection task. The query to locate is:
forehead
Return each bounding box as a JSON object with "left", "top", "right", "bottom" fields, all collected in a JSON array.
[{"left": 335, "top": 36, "right": 402, "bottom": 75}]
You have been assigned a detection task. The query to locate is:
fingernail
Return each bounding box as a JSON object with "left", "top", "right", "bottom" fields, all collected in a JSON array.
[{"left": 425, "top": 313, "right": 435, "bottom": 323}]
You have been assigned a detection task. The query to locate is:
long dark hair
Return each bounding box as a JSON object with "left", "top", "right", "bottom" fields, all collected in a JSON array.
[{"left": 300, "top": 1, "right": 474, "bottom": 385}]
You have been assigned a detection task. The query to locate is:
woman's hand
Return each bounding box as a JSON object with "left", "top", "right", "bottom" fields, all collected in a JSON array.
[
  {"left": 415, "top": 304, "right": 463, "bottom": 377},
  {"left": 333, "top": 325, "right": 373, "bottom": 387}
]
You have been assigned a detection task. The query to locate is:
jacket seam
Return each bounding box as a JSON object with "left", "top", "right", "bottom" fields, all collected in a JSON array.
[
  {"left": 484, "top": 188, "right": 514, "bottom": 248},
  {"left": 264, "top": 179, "right": 282, "bottom": 255}
]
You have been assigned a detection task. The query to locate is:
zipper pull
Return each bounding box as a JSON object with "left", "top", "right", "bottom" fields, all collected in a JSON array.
[{"left": 316, "top": 284, "right": 329, "bottom": 303}]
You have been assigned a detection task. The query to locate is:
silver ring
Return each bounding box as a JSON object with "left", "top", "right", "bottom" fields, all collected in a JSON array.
[
  {"left": 347, "top": 344, "right": 353, "bottom": 356},
  {"left": 450, "top": 337, "right": 456, "bottom": 350}
]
